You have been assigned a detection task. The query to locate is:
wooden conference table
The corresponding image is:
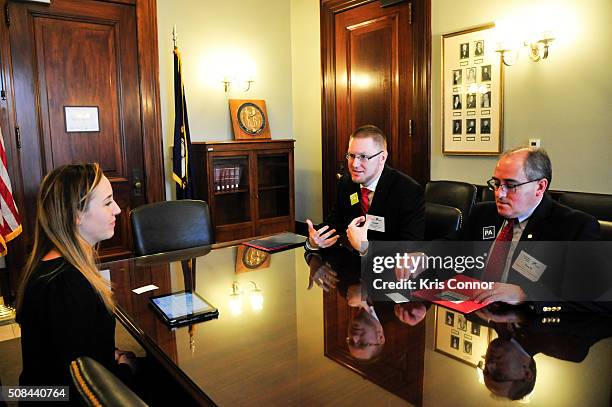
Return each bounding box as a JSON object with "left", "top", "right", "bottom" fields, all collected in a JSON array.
[{"left": 102, "top": 244, "right": 612, "bottom": 406}]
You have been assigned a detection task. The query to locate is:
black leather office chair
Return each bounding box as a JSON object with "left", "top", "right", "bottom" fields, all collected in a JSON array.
[
  {"left": 558, "top": 192, "right": 612, "bottom": 241},
  {"left": 425, "top": 202, "right": 462, "bottom": 240},
  {"left": 130, "top": 200, "right": 214, "bottom": 256},
  {"left": 425, "top": 181, "right": 477, "bottom": 222},
  {"left": 70, "top": 357, "right": 148, "bottom": 407}
]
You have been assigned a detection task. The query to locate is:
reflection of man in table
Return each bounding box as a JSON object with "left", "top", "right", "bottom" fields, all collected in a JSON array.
[
  {"left": 453, "top": 69, "right": 462, "bottom": 85},
  {"left": 481, "top": 118, "right": 491, "bottom": 134},
  {"left": 476, "top": 304, "right": 612, "bottom": 401},
  {"left": 467, "top": 94, "right": 476, "bottom": 109},
  {"left": 453, "top": 94, "right": 462, "bottom": 110},
  {"left": 460, "top": 43, "right": 469, "bottom": 59},
  {"left": 482, "top": 65, "right": 491, "bottom": 81},
  {"left": 475, "top": 41, "right": 484, "bottom": 56},
  {"left": 481, "top": 91, "right": 491, "bottom": 108}
]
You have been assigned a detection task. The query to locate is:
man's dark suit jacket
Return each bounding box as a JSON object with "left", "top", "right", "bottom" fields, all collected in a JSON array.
[
  {"left": 463, "top": 194, "right": 605, "bottom": 301},
  {"left": 324, "top": 165, "right": 425, "bottom": 242}
]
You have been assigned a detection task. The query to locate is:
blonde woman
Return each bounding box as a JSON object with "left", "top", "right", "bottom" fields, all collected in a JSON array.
[{"left": 15, "top": 163, "right": 134, "bottom": 387}]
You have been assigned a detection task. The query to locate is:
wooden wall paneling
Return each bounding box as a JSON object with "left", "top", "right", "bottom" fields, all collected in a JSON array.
[
  {"left": 136, "top": 0, "right": 165, "bottom": 204},
  {"left": 0, "top": 0, "right": 165, "bottom": 298},
  {"left": 320, "top": 0, "right": 431, "bottom": 217}
]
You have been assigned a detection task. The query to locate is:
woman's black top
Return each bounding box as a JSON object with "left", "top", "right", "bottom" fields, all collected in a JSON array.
[{"left": 18, "top": 258, "right": 116, "bottom": 387}]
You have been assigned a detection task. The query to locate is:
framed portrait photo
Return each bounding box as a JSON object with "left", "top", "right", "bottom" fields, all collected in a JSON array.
[
  {"left": 433, "top": 305, "right": 493, "bottom": 367},
  {"left": 442, "top": 24, "right": 504, "bottom": 155}
]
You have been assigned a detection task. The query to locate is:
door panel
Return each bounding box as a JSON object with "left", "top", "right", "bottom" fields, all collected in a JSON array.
[
  {"left": 9, "top": 0, "right": 144, "bottom": 259},
  {"left": 321, "top": 0, "right": 430, "bottom": 217}
]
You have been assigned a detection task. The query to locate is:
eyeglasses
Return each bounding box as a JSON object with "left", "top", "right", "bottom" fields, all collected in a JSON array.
[
  {"left": 345, "top": 151, "right": 383, "bottom": 162},
  {"left": 345, "top": 337, "right": 382, "bottom": 349},
  {"left": 486, "top": 178, "right": 541, "bottom": 193}
]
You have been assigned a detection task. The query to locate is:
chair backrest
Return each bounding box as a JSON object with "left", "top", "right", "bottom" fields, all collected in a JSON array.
[
  {"left": 599, "top": 221, "right": 612, "bottom": 241},
  {"left": 558, "top": 192, "right": 612, "bottom": 222},
  {"left": 558, "top": 192, "right": 612, "bottom": 241},
  {"left": 70, "top": 357, "right": 148, "bottom": 407},
  {"left": 425, "top": 181, "right": 477, "bottom": 221},
  {"left": 130, "top": 200, "right": 213, "bottom": 256},
  {"left": 425, "top": 202, "right": 462, "bottom": 240}
]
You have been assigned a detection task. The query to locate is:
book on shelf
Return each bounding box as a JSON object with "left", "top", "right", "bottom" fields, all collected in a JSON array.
[{"left": 213, "top": 164, "right": 243, "bottom": 191}]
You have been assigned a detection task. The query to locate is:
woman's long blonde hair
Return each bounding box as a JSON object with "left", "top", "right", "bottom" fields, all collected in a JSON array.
[{"left": 15, "top": 163, "right": 115, "bottom": 315}]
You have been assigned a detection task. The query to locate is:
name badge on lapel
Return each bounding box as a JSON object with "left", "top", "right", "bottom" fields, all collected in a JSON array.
[
  {"left": 366, "top": 214, "right": 385, "bottom": 232},
  {"left": 512, "top": 250, "right": 547, "bottom": 282},
  {"left": 350, "top": 192, "right": 359, "bottom": 206},
  {"left": 483, "top": 226, "right": 495, "bottom": 239}
]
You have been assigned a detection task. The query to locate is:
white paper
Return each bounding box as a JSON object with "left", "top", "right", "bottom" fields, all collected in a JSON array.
[
  {"left": 385, "top": 292, "right": 410, "bottom": 303},
  {"left": 366, "top": 214, "right": 385, "bottom": 232},
  {"left": 132, "top": 284, "right": 159, "bottom": 294},
  {"left": 65, "top": 106, "right": 99, "bottom": 132},
  {"left": 512, "top": 250, "right": 547, "bottom": 282}
]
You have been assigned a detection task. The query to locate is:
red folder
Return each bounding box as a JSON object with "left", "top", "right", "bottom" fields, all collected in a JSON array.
[{"left": 412, "top": 274, "right": 488, "bottom": 314}]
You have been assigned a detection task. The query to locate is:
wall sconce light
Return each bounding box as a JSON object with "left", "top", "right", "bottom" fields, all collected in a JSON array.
[
  {"left": 494, "top": 17, "right": 555, "bottom": 67},
  {"left": 229, "top": 281, "right": 242, "bottom": 316},
  {"left": 222, "top": 77, "right": 254, "bottom": 93},
  {"left": 228, "top": 281, "right": 263, "bottom": 314},
  {"left": 496, "top": 35, "right": 554, "bottom": 67},
  {"left": 249, "top": 281, "right": 263, "bottom": 312}
]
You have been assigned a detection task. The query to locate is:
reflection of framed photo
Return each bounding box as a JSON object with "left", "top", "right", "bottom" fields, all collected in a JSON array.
[
  {"left": 434, "top": 306, "right": 492, "bottom": 367},
  {"left": 442, "top": 24, "right": 503, "bottom": 155},
  {"left": 235, "top": 246, "right": 270, "bottom": 273},
  {"left": 450, "top": 335, "right": 459, "bottom": 349},
  {"left": 457, "top": 315, "right": 467, "bottom": 331},
  {"left": 464, "top": 340, "right": 473, "bottom": 355},
  {"left": 445, "top": 311, "right": 454, "bottom": 326}
]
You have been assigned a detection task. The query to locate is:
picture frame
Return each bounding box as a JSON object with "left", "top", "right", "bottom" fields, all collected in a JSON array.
[
  {"left": 433, "top": 305, "right": 492, "bottom": 367},
  {"left": 442, "top": 24, "right": 503, "bottom": 155},
  {"left": 229, "top": 99, "right": 271, "bottom": 140},
  {"left": 64, "top": 106, "right": 100, "bottom": 133},
  {"left": 235, "top": 245, "right": 270, "bottom": 273}
]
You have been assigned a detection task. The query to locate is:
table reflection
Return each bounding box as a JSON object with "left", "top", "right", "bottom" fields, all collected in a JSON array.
[{"left": 99, "top": 244, "right": 612, "bottom": 406}]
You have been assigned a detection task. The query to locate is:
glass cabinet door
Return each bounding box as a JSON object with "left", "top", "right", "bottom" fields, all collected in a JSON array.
[
  {"left": 257, "top": 153, "right": 290, "bottom": 219},
  {"left": 211, "top": 155, "right": 250, "bottom": 225}
]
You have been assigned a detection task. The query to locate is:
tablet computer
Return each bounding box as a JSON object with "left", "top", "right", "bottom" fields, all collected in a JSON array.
[{"left": 149, "top": 291, "right": 219, "bottom": 327}]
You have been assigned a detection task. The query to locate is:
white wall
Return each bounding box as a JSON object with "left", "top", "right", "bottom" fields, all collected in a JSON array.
[
  {"left": 432, "top": 0, "right": 612, "bottom": 193},
  {"left": 157, "top": 0, "right": 293, "bottom": 199},
  {"left": 290, "top": 0, "right": 323, "bottom": 222},
  {"left": 157, "top": 0, "right": 612, "bottom": 224}
]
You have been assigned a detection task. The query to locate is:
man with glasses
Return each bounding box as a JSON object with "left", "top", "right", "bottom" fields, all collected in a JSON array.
[
  {"left": 306, "top": 125, "right": 424, "bottom": 254},
  {"left": 464, "top": 147, "right": 600, "bottom": 305}
]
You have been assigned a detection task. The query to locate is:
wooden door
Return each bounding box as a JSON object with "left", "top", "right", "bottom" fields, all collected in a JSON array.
[
  {"left": 321, "top": 0, "right": 431, "bottom": 216},
  {"left": 8, "top": 0, "right": 145, "bottom": 260}
]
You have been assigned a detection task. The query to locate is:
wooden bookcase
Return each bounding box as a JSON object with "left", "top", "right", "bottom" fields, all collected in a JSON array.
[{"left": 192, "top": 140, "right": 295, "bottom": 242}]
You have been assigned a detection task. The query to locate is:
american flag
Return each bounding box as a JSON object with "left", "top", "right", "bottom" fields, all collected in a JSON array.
[{"left": 0, "top": 127, "right": 21, "bottom": 256}]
